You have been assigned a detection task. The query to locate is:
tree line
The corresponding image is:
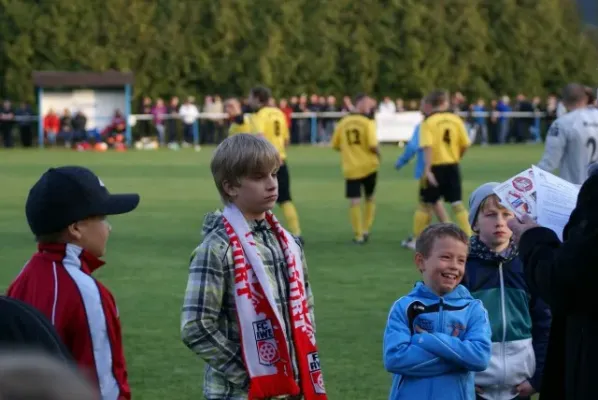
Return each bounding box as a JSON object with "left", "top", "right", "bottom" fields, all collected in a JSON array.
[{"left": 0, "top": 0, "right": 596, "bottom": 106}]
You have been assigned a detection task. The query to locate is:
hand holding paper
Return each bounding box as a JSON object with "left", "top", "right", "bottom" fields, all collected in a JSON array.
[{"left": 507, "top": 214, "right": 538, "bottom": 245}]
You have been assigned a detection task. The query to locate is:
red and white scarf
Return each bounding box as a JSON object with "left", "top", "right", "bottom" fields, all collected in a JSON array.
[{"left": 222, "top": 205, "right": 327, "bottom": 400}]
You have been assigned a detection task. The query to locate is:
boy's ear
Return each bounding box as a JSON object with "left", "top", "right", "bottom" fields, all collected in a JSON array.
[
  {"left": 222, "top": 180, "right": 238, "bottom": 199},
  {"left": 471, "top": 215, "right": 480, "bottom": 234},
  {"left": 66, "top": 222, "right": 83, "bottom": 241},
  {"left": 414, "top": 252, "right": 425, "bottom": 273}
]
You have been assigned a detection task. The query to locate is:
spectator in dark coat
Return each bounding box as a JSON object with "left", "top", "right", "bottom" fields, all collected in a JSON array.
[
  {"left": 0, "top": 296, "right": 73, "bottom": 362},
  {"left": 514, "top": 94, "right": 534, "bottom": 143},
  {"left": 15, "top": 102, "right": 34, "bottom": 147},
  {"left": 508, "top": 165, "right": 598, "bottom": 400},
  {"left": 0, "top": 99, "right": 15, "bottom": 148}
]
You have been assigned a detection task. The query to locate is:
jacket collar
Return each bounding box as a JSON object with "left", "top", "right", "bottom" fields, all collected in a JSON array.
[
  {"left": 37, "top": 242, "right": 105, "bottom": 273},
  {"left": 469, "top": 235, "right": 518, "bottom": 262},
  {"left": 411, "top": 281, "right": 472, "bottom": 302}
]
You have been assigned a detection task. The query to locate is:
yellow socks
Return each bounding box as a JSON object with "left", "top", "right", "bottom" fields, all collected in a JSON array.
[
  {"left": 452, "top": 202, "right": 473, "bottom": 237},
  {"left": 363, "top": 200, "right": 376, "bottom": 233},
  {"left": 350, "top": 205, "right": 363, "bottom": 240},
  {"left": 413, "top": 204, "right": 432, "bottom": 238},
  {"left": 280, "top": 201, "right": 301, "bottom": 236}
]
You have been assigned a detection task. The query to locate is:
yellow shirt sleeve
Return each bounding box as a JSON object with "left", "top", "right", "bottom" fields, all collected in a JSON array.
[
  {"left": 331, "top": 123, "right": 342, "bottom": 150},
  {"left": 228, "top": 117, "right": 252, "bottom": 136},
  {"left": 367, "top": 119, "right": 378, "bottom": 148},
  {"left": 282, "top": 120, "right": 290, "bottom": 143},
  {"left": 228, "top": 125, "right": 240, "bottom": 136},
  {"left": 419, "top": 120, "right": 433, "bottom": 148}
]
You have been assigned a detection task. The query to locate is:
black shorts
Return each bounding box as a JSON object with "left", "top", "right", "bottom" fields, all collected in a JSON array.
[
  {"left": 419, "top": 164, "right": 462, "bottom": 204},
  {"left": 277, "top": 163, "right": 292, "bottom": 204},
  {"left": 346, "top": 172, "right": 377, "bottom": 199}
]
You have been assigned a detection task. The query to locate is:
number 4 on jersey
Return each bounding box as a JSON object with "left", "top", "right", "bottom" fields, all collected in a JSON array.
[
  {"left": 443, "top": 129, "right": 451, "bottom": 145},
  {"left": 274, "top": 121, "right": 281, "bottom": 136}
]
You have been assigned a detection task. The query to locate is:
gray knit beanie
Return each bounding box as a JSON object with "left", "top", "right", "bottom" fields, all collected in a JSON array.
[{"left": 468, "top": 182, "right": 501, "bottom": 228}]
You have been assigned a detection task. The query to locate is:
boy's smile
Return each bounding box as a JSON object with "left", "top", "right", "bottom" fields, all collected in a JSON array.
[{"left": 416, "top": 236, "right": 468, "bottom": 296}]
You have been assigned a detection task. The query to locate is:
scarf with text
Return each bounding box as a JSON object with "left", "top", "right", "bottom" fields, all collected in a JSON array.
[{"left": 222, "top": 205, "right": 326, "bottom": 400}]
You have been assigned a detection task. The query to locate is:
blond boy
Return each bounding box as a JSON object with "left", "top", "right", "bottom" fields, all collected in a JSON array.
[
  {"left": 181, "top": 134, "right": 326, "bottom": 400},
  {"left": 463, "top": 183, "right": 551, "bottom": 400}
]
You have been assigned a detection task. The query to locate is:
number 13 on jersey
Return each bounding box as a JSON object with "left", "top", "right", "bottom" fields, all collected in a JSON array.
[{"left": 346, "top": 129, "right": 361, "bottom": 145}]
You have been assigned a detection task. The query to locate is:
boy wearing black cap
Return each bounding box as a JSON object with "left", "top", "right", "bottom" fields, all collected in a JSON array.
[{"left": 7, "top": 166, "right": 139, "bottom": 400}]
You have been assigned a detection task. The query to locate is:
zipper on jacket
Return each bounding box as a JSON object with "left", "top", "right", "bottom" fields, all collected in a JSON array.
[
  {"left": 396, "top": 376, "right": 404, "bottom": 393},
  {"left": 437, "top": 298, "right": 444, "bottom": 331},
  {"left": 498, "top": 262, "right": 507, "bottom": 386}
]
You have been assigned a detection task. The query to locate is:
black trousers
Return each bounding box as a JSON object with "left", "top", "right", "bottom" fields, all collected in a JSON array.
[
  {"left": 19, "top": 125, "right": 33, "bottom": 147},
  {"left": 0, "top": 126, "right": 14, "bottom": 148}
]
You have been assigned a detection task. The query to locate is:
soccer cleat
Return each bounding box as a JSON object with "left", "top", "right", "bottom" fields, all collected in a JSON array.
[
  {"left": 353, "top": 238, "right": 366, "bottom": 245},
  {"left": 363, "top": 232, "right": 370, "bottom": 242},
  {"left": 401, "top": 236, "right": 416, "bottom": 250}
]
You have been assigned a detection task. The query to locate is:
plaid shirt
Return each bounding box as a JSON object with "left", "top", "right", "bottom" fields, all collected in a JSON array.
[{"left": 181, "top": 211, "right": 315, "bottom": 400}]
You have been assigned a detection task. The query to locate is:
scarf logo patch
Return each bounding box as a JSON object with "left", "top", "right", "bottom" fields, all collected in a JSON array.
[
  {"left": 308, "top": 352, "right": 325, "bottom": 394},
  {"left": 253, "top": 319, "right": 280, "bottom": 366}
]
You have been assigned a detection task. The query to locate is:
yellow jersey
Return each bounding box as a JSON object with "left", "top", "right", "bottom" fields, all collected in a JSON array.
[
  {"left": 419, "top": 112, "right": 470, "bottom": 165},
  {"left": 250, "top": 107, "right": 290, "bottom": 161},
  {"left": 228, "top": 115, "right": 252, "bottom": 136},
  {"left": 331, "top": 114, "right": 380, "bottom": 179}
]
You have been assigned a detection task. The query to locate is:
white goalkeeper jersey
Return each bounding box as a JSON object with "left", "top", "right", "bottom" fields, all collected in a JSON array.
[{"left": 538, "top": 106, "right": 598, "bottom": 184}]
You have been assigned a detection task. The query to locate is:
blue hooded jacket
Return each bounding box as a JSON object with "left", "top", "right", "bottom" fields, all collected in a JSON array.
[
  {"left": 383, "top": 282, "right": 492, "bottom": 400},
  {"left": 395, "top": 123, "right": 425, "bottom": 179}
]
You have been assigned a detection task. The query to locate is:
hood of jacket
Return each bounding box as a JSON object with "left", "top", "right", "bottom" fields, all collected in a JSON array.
[{"left": 201, "top": 210, "right": 225, "bottom": 237}]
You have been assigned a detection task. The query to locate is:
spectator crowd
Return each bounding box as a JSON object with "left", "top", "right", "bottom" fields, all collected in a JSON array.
[{"left": 0, "top": 91, "right": 562, "bottom": 149}]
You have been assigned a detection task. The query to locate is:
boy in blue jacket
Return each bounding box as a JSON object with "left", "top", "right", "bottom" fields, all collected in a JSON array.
[
  {"left": 396, "top": 99, "right": 449, "bottom": 250},
  {"left": 463, "top": 183, "right": 551, "bottom": 400},
  {"left": 383, "top": 223, "right": 492, "bottom": 400}
]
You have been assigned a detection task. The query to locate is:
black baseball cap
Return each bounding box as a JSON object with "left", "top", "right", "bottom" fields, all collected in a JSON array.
[{"left": 26, "top": 166, "right": 140, "bottom": 236}]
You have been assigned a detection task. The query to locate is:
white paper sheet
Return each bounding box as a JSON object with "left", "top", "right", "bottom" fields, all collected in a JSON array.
[
  {"left": 493, "top": 168, "right": 537, "bottom": 220},
  {"left": 532, "top": 165, "right": 580, "bottom": 240}
]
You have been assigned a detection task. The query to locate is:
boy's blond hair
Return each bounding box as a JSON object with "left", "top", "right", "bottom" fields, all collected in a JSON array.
[
  {"left": 478, "top": 194, "right": 507, "bottom": 214},
  {"left": 210, "top": 133, "right": 280, "bottom": 203},
  {"left": 416, "top": 223, "right": 469, "bottom": 258}
]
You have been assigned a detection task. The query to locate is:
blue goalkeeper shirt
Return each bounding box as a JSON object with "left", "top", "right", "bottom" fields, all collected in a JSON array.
[{"left": 395, "top": 123, "right": 424, "bottom": 179}]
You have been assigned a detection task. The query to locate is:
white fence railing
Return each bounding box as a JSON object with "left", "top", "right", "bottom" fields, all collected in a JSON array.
[{"left": 5, "top": 111, "right": 548, "bottom": 147}]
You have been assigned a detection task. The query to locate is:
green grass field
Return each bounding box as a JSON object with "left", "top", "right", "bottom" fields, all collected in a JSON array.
[{"left": 0, "top": 144, "right": 543, "bottom": 399}]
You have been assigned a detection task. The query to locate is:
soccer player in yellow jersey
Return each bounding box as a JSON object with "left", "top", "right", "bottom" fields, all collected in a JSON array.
[
  {"left": 225, "top": 98, "right": 252, "bottom": 135},
  {"left": 419, "top": 90, "right": 472, "bottom": 237},
  {"left": 331, "top": 93, "right": 380, "bottom": 244},
  {"left": 247, "top": 86, "right": 303, "bottom": 241}
]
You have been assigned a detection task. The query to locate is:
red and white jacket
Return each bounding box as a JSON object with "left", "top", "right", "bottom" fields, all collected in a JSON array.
[{"left": 7, "top": 243, "right": 131, "bottom": 400}]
